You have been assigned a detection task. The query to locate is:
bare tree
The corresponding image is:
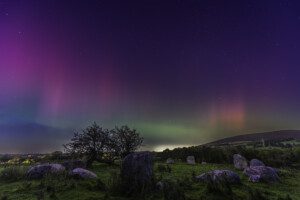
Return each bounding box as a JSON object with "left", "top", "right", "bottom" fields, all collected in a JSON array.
[
  {"left": 64, "top": 123, "right": 143, "bottom": 167},
  {"left": 64, "top": 122, "right": 110, "bottom": 168},
  {"left": 112, "top": 125, "right": 143, "bottom": 158}
]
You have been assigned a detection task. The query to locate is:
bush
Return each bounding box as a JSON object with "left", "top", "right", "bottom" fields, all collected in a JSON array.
[
  {"left": 21, "top": 159, "right": 34, "bottom": 165},
  {"left": 0, "top": 166, "right": 27, "bottom": 181},
  {"left": 6, "top": 157, "right": 21, "bottom": 165}
]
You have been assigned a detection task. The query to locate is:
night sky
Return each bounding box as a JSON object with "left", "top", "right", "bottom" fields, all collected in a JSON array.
[{"left": 1, "top": 0, "right": 300, "bottom": 153}]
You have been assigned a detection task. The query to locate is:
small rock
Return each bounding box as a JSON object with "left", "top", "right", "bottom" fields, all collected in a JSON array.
[
  {"left": 70, "top": 168, "right": 97, "bottom": 179},
  {"left": 201, "top": 161, "right": 207, "bottom": 164},
  {"left": 250, "top": 159, "right": 265, "bottom": 167},
  {"left": 166, "top": 158, "right": 175, "bottom": 164},
  {"left": 244, "top": 166, "right": 279, "bottom": 183},
  {"left": 27, "top": 163, "right": 65, "bottom": 179},
  {"left": 196, "top": 170, "right": 241, "bottom": 184},
  {"left": 233, "top": 154, "right": 248, "bottom": 170},
  {"left": 187, "top": 156, "right": 195, "bottom": 165}
]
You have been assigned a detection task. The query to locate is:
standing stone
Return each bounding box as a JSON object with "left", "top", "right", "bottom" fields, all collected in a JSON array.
[
  {"left": 187, "top": 156, "right": 196, "bottom": 165},
  {"left": 250, "top": 159, "right": 265, "bottom": 167},
  {"left": 121, "top": 152, "right": 153, "bottom": 193},
  {"left": 233, "top": 154, "right": 248, "bottom": 170},
  {"left": 166, "top": 158, "right": 175, "bottom": 164}
]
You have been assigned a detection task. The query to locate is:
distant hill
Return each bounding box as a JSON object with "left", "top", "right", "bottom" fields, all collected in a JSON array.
[{"left": 208, "top": 130, "right": 300, "bottom": 145}]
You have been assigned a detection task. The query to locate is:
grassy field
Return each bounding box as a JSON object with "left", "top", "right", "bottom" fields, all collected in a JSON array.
[{"left": 0, "top": 162, "right": 299, "bottom": 200}]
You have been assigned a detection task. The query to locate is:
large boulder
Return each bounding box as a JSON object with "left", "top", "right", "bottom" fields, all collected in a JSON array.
[
  {"left": 244, "top": 166, "right": 279, "bottom": 183},
  {"left": 250, "top": 159, "right": 265, "bottom": 167},
  {"left": 196, "top": 170, "right": 241, "bottom": 184},
  {"left": 233, "top": 154, "right": 248, "bottom": 170},
  {"left": 166, "top": 158, "right": 175, "bottom": 164},
  {"left": 27, "top": 163, "right": 65, "bottom": 179},
  {"left": 62, "top": 160, "right": 86, "bottom": 170},
  {"left": 121, "top": 151, "right": 153, "bottom": 192},
  {"left": 187, "top": 156, "right": 195, "bottom": 165},
  {"left": 70, "top": 168, "right": 97, "bottom": 179}
]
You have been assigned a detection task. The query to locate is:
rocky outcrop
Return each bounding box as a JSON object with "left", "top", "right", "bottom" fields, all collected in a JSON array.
[
  {"left": 70, "top": 168, "right": 97, "bottom": 179},
  {"left": 27, "top": 163, "right": 65, "bottom": 179},
  {"left": 244, "top": 166, "right": 279, "bottom": 183},
  {"left": 196, "top": 170, "right": 241, "bottom": 184},
  {"left": 233, "top": 154, "right": 248, "bottom": 170}
]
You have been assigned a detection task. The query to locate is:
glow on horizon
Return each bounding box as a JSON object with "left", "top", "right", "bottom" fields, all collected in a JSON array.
[{"left": 152, "top": 144, "right": 195, "bottom": 152}]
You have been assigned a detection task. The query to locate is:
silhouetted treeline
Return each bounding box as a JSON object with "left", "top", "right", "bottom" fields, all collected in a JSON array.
[{"left": 155, "top": 145, "right": 300, "bottom": 168}]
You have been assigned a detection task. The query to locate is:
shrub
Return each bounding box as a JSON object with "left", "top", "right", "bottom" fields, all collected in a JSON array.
[
  {"left": 6, "top": 157, "right": 21, "bottom": 165},
  {"left": 21, "top": 159, "right": 34, "bottom": 165},
  {"left": 0, "top": 166, "right": 27, "bottom": 181}
]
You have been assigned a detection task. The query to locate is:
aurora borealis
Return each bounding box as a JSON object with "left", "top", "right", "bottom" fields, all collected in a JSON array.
[{"left": 1, "top": 0, "right": 300, "bottom": 153}]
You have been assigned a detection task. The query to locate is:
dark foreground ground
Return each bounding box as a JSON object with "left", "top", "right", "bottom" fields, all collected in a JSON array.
[{"left": 0, "top": 162, "right": 299, "bottom": 200}]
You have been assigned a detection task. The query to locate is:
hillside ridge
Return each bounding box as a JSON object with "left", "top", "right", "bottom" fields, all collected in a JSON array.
[{"left": 207, "top": 130, "right": 300, "bottom": 145}]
